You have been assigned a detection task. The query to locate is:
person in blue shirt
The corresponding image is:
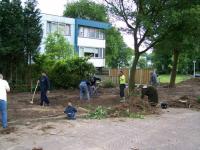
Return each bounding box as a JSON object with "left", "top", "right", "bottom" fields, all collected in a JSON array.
[
  {"left": 39, "top": 72, "right": 50, "bottom": 106},
  {"left": 79, "top": 80, "right": 90, "bottom": 100},
  {"left": 64, "top": 102, "right": 77, "bottom": 120}
]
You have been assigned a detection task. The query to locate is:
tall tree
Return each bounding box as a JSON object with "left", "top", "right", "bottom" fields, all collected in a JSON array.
[
  {"left": 0, "top": 0, "right": 24, "bottom": 80},
  {"left": 23, "top": 0, "right": 43, "bottom": 65},
  {"left": 153, "top": 2, "right": 200, "bottom": 87},
  {"left": 168, "top": 3, "right": 200, "bottom": 87},
  {"left": 105, "top": 0, "right": 200, "bottom": 90},
  {"left": 105, "top": 0, "right": 173, "bottom": 91}
]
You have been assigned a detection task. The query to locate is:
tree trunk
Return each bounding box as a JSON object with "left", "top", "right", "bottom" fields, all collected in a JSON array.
[
  {"left": 129, "top": 51, "right": 140, "bottom": 93},
  {"left": 169, "top": 49, "right": 179, "bottom": 88},
  {"left": 29, "top": 53, "right": 32, "bottom": 92}
]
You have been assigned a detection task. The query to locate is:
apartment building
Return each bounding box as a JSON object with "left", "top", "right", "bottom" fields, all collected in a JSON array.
[{"left": 40, "top": 14, "right": 110, "bottom": 68}]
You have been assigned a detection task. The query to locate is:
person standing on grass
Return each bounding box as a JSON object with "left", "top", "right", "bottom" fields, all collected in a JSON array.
[
  {"left": 150, "top": 71, "right": 158, "bottom": 87},
  {"left": 119, "top": 70, "right": 126, "bottom": 102},
  {"left": 39, "top": 72, "right": 50, "bottom": 106},
  {"left": 0, "top": 74, "right": 10, "bottom": 128}
]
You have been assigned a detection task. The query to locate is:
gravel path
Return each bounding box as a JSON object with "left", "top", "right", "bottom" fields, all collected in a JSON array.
[{"left": 0, "top": 108, "right": 200, "bottom": 150}]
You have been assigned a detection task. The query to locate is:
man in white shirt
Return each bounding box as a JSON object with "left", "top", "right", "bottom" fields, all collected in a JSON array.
[{"left": 0, "top": 74, "right": 10, "bottom": 128}]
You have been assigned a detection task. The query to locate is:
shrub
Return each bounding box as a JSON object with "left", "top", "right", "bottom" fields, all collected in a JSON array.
[
  {"left": 50, "top": 57, "right": 95, "bottom": 88},
  {"left": 102, "top": 79, "right": 115, "bottom": 88},
  {"left": 87, "top": 106, "right": 108, "bottom": 119}
]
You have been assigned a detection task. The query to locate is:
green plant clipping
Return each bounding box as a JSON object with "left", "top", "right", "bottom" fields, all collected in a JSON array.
[
  {"left": 87, "top": 106, "right": 108, "bottom": 119},
  {"left": 129, "top": 113, "right": 144, "bottom": 119},
  {"left": 197, "top": 96, "right": 200, "bottom": 103}
]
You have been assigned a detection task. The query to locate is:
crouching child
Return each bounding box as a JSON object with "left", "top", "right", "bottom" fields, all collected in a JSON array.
[{"left": 64, "top": 102, "right": 77, "bottom": 120}]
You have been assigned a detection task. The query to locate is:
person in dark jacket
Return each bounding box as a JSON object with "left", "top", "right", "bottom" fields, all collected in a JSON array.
[
  {"left": 90, "top": 76, "right": 101, "bottom": 96},
  {"left": 39, "top": 72, "right": 50, "bottom": 106},
  {"left": 141, "top": 85, "right": 158, "bottom": 106},
  {"left": 64, "top": 102, "right": 77, "bottom": 120}
]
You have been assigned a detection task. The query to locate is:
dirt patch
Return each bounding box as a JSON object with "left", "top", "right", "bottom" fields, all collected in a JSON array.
[
  {"left": 39, "top": 125, "right": 55, "bottom": 132},
  {"left": 0, "top": 127, "right": 16, "bottom": 134},
  {"left": 5, "top": 78, "right": 200, "bottom": 124},
  {"left": 32, "top": 147, "right": 43, "bottom": 150},
  {"left": 109, "top": 97, "right": 160, "bottom": 117},
  {"left": 158, "top": 78, "right": 200, "bottom": 109}
]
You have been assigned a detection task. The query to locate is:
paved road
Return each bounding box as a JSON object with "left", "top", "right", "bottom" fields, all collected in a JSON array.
[{"left": 0, "top": 108, "right": 200, "bottom": 150}]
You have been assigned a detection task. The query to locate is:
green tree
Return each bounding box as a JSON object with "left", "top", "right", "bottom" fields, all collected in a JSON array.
[
  {"left": 151, "top": 48, "right": 172, "bottom": 74},
  {"left": 63, "top": 0, "right": 108, "bottom": 22},
  {"left": 45, "top": 32, "right": 74, "bottom": 60},
  {"left": 0, "top": 0, "right": 24, "bottom": 81},
  {"left": 106, "top": 27, "right": 132, "bottom": 68},
  {"left": 153, "top": 2, "right": 200, "bottom": 87},
  {"left": 23, "top": 0, "right": 43, "bottom": 65},
  {"left": 105, "top": 0, "right": 172, "bottom": 91},
  {"left": 105, "top": 0, "right": 200, "bottom": 90}
]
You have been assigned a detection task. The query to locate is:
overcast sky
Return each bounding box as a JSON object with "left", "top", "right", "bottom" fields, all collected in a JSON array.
[{"left": 21, "top": 0, "right": 134, "bottom": 49}]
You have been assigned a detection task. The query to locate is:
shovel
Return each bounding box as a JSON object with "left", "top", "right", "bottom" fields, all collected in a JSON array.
[{"left": 30, "top": 80, "right": 39, "bottom": 104}]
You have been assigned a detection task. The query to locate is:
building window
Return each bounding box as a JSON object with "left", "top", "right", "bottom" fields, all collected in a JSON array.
[
  {"left": 78, "top": 26, "right": 105, "bottom": 40},
  {"left": 47, "top": 21, "right": 71, "bottom": 36},
  {"left": 79, "top": 47, "right": 104, "bottom": 58}
]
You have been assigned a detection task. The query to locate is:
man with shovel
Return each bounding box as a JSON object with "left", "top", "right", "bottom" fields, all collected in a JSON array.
[{"left": 39, "top": 72, "right": 50, "bottom": 106}]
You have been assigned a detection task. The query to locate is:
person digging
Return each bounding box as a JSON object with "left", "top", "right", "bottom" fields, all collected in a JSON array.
[
  {"left": 141, "top": 85, "right": 158, "bottom": 106},
  {"left": 39, "top": 72, "right": 50, "bottom": 106}
]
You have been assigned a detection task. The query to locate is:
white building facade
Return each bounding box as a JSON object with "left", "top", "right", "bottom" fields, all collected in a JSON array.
[{"left": 40, "top": 14, "right": 110, "bottom": 68}]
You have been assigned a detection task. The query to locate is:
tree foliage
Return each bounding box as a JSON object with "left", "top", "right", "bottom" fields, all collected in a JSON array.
[
  {"left": 0, "top": 0, "right": 24, "bottom": 80},
  {"left": 105, "top": 0, "right": 173, "bottom": 90},
  {"left": 0, "top": 0, "right": 42, "bottom": 83},
  {"left": 105, "top": 0, "right": 200, "bottom": 89},
  {"left": 45, "top": 32, "right": 74, "bottom": 60},
  {"left": 23, "top": 0, "right": 43, "bottom": 64},
  {"left": 50, "top": 57, "right": 95, "bottom": 88},
  {"left": 152, "top": 1, "right": 200, "bottom": 87},
  {"left": 63, "top": 0, "right": 108, "bottom": 22},
  {"left": 106, "top": 27, "right": 132, "bottom": 68}
]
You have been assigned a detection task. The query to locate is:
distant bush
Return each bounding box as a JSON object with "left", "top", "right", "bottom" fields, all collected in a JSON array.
[
  {"left": 102, "top": 79, "right": 115, "bottom": 88},
  {"left": 50, "top": 57, "right": 95, "bottom": 88}
]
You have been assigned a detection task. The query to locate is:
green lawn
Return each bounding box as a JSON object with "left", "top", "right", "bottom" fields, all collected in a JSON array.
[{"left": 158, "top": 74, "right": 191, "bottom": 84}]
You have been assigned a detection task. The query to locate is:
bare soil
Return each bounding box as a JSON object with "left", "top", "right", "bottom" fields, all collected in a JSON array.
[
  {"left": 4, "top": 78, "right": 200, "bottom": 125},
  {"left": 159, "top": 78, "right": 200, "bottom": 109}
]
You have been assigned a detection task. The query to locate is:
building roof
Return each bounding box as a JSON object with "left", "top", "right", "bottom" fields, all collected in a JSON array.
[{"left": 75, "top": 18, "right": 111, "bottom": 29}]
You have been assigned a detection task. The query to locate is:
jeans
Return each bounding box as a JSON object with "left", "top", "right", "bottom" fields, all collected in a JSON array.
[
  {"left": 40, "top": 90, "right": 49, "bottom": 106},
  {"left": 120, "top": 84, "right": 125, "bottom": 98},
  {"left": 79, "top": 82, "right": 90, "bottom": 100},
  {"left": 0, "top": 100, "right": 7, "bottom": 128}
]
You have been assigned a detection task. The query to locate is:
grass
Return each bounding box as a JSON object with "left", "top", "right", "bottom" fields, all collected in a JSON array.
[{"left": 158, "top": 74, "right": 191, "bottom": 84}]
